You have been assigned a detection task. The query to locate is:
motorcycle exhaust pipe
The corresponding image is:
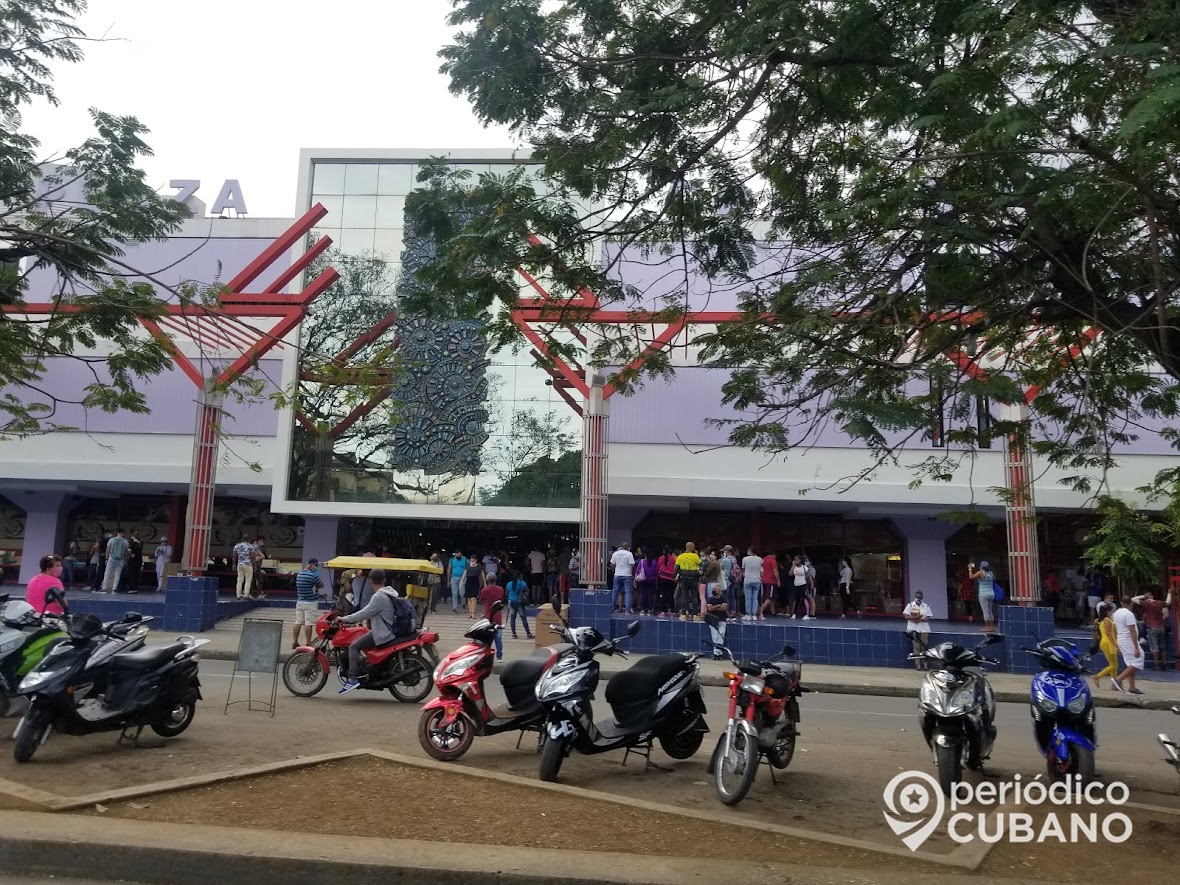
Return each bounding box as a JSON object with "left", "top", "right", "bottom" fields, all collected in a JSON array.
[{"left": 1160, "top": 734, "right": 1180, "bottom": 764}]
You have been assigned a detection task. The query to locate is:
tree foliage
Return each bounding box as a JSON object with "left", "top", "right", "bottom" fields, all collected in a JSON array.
[
  {"left": 1, "top": 1, "right": 189, "bottom": 433},
  {"left": 1083, "top": 496, "right": 1167, "bottom": 589},
  {"left": 404, "top": 0, "right": 1180, "bottom": 502}
]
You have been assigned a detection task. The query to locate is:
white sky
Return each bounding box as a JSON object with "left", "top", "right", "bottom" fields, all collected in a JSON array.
[{"left": 22, "top": 0, "right": 515, "bottom": 218}]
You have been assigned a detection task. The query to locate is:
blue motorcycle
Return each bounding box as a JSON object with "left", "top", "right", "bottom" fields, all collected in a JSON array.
[{"left": 1023, "top": 639, "right": 1096, "bottom": 782}]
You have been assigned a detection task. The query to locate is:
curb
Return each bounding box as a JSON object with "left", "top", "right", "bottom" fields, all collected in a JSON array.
[{"left": 201, "top": 648, "right": 1176, "bottom": 710}]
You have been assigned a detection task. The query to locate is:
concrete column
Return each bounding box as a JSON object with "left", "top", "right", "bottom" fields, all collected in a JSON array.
[
  {"left": 890, "top": 517, "right": 961, "bottom": 620},
  {"left": 16, "top": 493, "right": 74, "bottom": 585},
  {"left": 301, "top": 515, "right": 342, "bottom": 563}
]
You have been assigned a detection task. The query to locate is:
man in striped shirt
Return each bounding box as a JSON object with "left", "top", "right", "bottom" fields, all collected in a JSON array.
[{"left": 293, "top": 558, "right": 325, "bottom": 649}]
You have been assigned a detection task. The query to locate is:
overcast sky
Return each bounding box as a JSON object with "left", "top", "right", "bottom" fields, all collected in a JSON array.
[{"left": 23, "top": 0, "right": 514, "bottom": 218}]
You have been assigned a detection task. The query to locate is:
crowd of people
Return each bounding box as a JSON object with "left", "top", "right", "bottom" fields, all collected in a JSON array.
[{"left": 604, "top": 542, "right": 861, "bottom": 622}]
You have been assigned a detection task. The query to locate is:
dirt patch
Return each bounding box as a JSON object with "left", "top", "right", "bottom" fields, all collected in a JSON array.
[
  {"left": 982, "top": 806, "right": 1180, "bottom": 881},
  {"left": 83, "top": 756, "right": 947, "bottom": 872}
]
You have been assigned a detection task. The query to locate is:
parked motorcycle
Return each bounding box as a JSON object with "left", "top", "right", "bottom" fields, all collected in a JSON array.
[
  {"left": 1160, "top": 707, "right": 1180, "bottom": 786},
  {"left": 283, "top": 612, "right": 439, "bottom": 702},
  {"left": 1023, "top": 638, "right": 1097, "bottom": 782},
  {"left": 0, "top": 597, "right": 68, "bottom": 717},
  {"left": 418, "top": 601, "right": 573, "bottom": 761},
  {"left": 705, "top": 638, "right": 807, "bottom": 805},
  {"left": 14, "top": 612, "right": 206, "bottom": 762},
  {"left": 915, "top": 633, "right": 1003, "bottom": 795},
  {"left": 535, "top": 603, "right": 708, "bottom": 782}
]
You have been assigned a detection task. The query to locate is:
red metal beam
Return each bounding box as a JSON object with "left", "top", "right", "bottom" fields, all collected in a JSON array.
[
  {"left": 604, "top": 319, "right": 687, "bottom": 398},
  {"left": 332, "top": 309, "right": 399, "bottom": 366},
  {"left": 513, "top": 314, "right": 589, "bottom": 397},
  {"left": 260, "top": 234, "right": 332, "bottom": 296},
  {"left": 222, "top": 203, "right": 329, "bottom": 295},
  {"left": 141, "top": 319, "right": 204, "bottom": 387}
]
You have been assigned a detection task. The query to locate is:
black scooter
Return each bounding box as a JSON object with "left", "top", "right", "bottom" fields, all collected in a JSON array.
[
  {"left": 535, "top": 602, "right": 708, "bottom": 782},
  {"left": 14, "top": 612, "right": 208, "bottom": 762}
]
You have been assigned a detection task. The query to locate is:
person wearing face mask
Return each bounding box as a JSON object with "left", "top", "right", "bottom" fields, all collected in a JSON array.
[
  {"left": 26, "top": 554, "right": 67, "bottom": 615},
  {"left": 902, "top": 590, "right": 933, "bottom": 670}
]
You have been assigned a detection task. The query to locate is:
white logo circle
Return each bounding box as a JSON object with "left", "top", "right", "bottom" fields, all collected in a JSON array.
[{"left": 882, "top": 770, "right": 946, "bottom": 852}]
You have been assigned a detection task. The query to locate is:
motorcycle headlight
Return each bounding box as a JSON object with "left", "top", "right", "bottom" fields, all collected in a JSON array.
[
  {"left": 1066, "top": 696, "right": 1087, "bottom": 714},
  {"left": 740, "top": 675, "right": 766, "bottom": 695},
  {"left": 948, "top": 684, "right": 977, "bottom": 714},
  {"left": 1037, "top": 696, "right": 1059, "bottom": 713},
  {"left": 435, "top": 652, "right": 484, "bottom": 683},
  {"left": 18, "top": 666, "right": 69, "bottom": 693},
  {"left": 536, "top": 669, "right": 583, "bottom": 701}
]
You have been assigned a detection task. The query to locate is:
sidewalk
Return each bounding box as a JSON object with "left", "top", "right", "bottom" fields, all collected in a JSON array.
[{"left": 150, "top": 608, "right": 1180, "bottom": 709}]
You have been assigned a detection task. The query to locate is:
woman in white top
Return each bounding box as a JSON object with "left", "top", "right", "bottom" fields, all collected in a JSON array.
[
  {"left": 838, "top": 558, "right": 858, "bottom": 618},
  {"left": 902, "top": 591, "right": 933, "bottom": 670}
]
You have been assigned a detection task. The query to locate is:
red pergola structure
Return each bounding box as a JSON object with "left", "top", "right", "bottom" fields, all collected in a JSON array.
[
  {"left": 513, "top": 246, "right": 1104, "bottom": 597},
  {"left": 12, "top": 203, "right": 340, "bottom": 575}
]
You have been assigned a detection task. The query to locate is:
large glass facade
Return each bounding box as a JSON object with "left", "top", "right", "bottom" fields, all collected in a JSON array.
[{"left": 288, "top": 158, "right": 582, "bottom": 509}]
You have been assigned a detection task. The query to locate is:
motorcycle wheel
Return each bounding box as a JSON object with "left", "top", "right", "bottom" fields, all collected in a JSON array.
[
  {"left": 768, "top": 721, "right": 797, "bottom": 770},
  {"left": 417, "top": 707, "right": 474, "bottom": 761},
  {"left": 151, "top": 702, "right": 196, "bottom": 738},
  {"left": 935, "top": 742, "right": 963, "bottom": 797},
  {"left": 713, "top": 731, "right": 758, "bottom": 806},
  {"left": 1048, "top": 745, "right": 1095, "bottom": 784},
  {"left": 659, "top": 727, "right": 704, "bottom": 759},
  {"left": 539, "top": 735, "right": 567, "bottom": 782},
  {"left": 13, "top": 706, "right": 50, "bottom": 763},
  {"left": 282, "top": 652, "right": 328, "bottom": 697},
  {"left": 388, "top": 654, "right": 433, "bottom": 703}
]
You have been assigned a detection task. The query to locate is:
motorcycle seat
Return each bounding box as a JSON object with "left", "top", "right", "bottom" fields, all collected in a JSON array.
[
  {"left": 605, "top": 654, "right": 689, "bottom": 707},
  {"left": 364, "top": 633, "right": 421, "bottom": 666},
  {"left": 110, "top": 643, "right": 187, "bottom": 671},
  {"left": 499, "top": 650, "right": 551, "bottom": 689}
]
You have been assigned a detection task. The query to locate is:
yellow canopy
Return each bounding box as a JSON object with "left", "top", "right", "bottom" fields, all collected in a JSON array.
[{"left": 323, "top": 556, "right": 444, "bottom": 575}]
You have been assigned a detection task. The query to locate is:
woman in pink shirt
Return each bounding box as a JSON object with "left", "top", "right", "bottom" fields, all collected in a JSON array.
[{"left": 26, "top": 554, "right": 66, "bottom": 615}]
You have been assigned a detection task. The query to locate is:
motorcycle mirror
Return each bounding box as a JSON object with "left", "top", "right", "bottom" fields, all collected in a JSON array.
[
  {"left": 781, "top": 644, "right": 796, "bottom": 656},
  {"left": 491, "top": 600, "right": 505, "bottom": 614},
  {"left": 123, "top": 612, "right": 143, "bottom": 622},
  {"left": 626, "top": 620, "right": 641, "bottom": 637}
]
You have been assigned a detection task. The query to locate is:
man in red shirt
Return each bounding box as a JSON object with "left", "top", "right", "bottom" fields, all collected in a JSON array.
[
  {"left": 479, "top": 579, "right": 507, "bottom": 661},
  {"left": 1132, "top": 589, "right": 1171, "bottom": 671}
]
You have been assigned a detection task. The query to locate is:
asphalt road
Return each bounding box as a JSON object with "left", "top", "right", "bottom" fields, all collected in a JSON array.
[{"left": 2, "top": 657, "right": 1176, "bottom": 859}]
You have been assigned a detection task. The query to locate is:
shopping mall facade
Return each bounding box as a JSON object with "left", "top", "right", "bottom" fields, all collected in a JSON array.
[{"left": 4, "top": 149, "right": 1176, "bottom": 618}]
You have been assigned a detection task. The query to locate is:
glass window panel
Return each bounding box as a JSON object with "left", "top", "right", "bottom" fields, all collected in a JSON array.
[
  {"left": 341, "top": 195, "right": 377, "bottom": 228},
  {"left": 378, "top": 164, "right": 414, "bottom": 194},
  {"left": 312, "top": 163, "right": 347, "bottom": 195},
  {"left": 309, "top": 194, "right": 343, "bottom": 226},
  {"left": 449, "top": 163, "right": 491, "bottom": 182},
  {"left": 373, "top": 228, "right": 405, "bottom": 258},
  {"left": 310, "top": 227, "right": 342, "bottom": 249},
  {"left": 375, "top": 195, "right": 407, "bottom": 228},
  {"left": 345, "top": 163, "right": 380, "bottom": 194},
  {"left": 337, "top": 228, "right": 374, "bottom": 255}
]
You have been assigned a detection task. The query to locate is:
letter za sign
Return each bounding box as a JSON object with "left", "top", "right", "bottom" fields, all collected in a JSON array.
[{"left": 168, "top": 179, "right": 248, "bottom": 216}]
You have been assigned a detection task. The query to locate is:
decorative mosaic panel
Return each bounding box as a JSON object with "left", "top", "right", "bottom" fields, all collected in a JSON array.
[{"left": 390, "top": 214, "right": 490, "bottom": 476}]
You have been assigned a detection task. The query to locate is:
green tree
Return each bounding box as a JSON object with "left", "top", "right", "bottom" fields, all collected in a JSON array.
[
  {"left": 1083, "top": 496, "right": 1167, "bottom": 591},
  {"left": 404, "top": 0, "right": 1180, "bottom": 502},
  {"left": 1, "top": 1, "right": 189, "bottom": 433}
]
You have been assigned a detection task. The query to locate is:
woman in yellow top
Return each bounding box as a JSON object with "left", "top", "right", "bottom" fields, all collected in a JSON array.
[{"left": 1091, "top": 603, "right": 1118, "bottom": 689}]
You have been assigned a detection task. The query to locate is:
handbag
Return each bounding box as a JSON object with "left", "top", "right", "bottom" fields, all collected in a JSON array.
[{"left": 993, "top": 583, "right": 1005, "bottom": 603}]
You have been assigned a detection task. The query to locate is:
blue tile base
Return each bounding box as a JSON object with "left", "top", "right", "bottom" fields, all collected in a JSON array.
[{"left": 567, "top": 592, "right": 1060, "bottom": 673}]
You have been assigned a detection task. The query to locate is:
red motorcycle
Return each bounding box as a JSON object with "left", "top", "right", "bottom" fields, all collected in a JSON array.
[
  {"left": 418, "top": 602, "right": 572, "bottom": 760},
  {"left": 282, "top": 612, "right": 440, "bottom": 702},
  {"left": 706, "top": 638, "right": 807, "bottom": 805}
]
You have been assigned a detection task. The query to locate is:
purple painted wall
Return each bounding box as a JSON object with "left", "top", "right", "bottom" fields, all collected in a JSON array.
[
  {"left": 28, "top": 357, "right": 284, "bottom": 436},
  {"left": 611, "top": 367, "right": 1179, "bottom": 455},
  {"left": 24, "top": 231, "right": 296, "bottom": 303}
]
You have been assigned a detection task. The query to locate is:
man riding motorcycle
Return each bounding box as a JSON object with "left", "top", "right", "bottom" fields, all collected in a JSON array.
[{"left": 333, "top": 568, "right": 417, "bottom": 694}]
